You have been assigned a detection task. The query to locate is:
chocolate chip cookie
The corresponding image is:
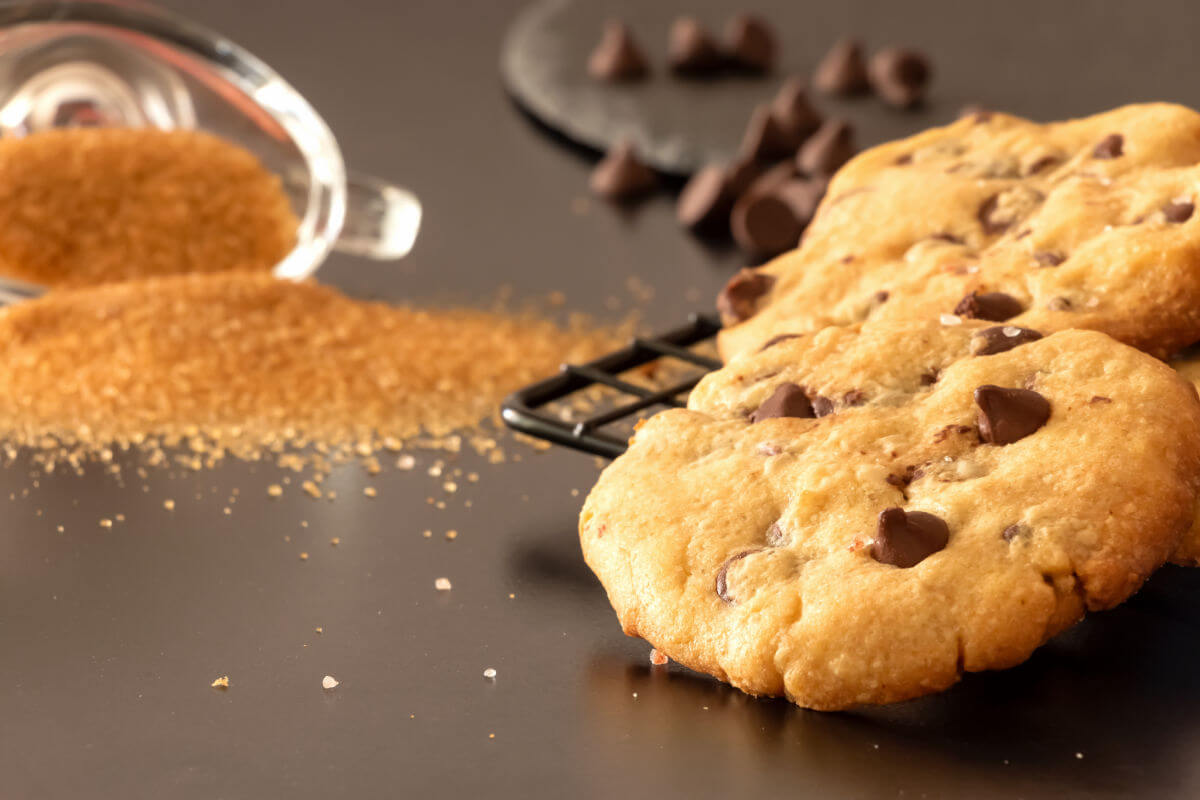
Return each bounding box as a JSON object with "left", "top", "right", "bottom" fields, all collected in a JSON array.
[
  {"left": 717, "top": 103, "right": 1200, "bottom": 361},
  {"left": 1169, "top": 350, "right": 1200, "bottom": 565},
  {"left": 581, "top": 320, "right": 1200, "bottom": 709}
]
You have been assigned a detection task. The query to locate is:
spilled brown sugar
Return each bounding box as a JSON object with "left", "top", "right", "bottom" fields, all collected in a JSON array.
[
  {"left": 0, "top": 272, "right": 626, "bottom": 471},
  {"left": 0, "top": 128, "right": 296, "bottom": 287}
]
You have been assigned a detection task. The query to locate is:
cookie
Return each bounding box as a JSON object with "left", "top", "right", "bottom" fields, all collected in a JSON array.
[
  {"left": 716, "top": 103, "right": 1200, "bottom": 361},
  {"left": 581, "top": 320, "right": 1200, "bottom": 709},
  {"left": 1169, "top": 350, "right": 1200, "bottom": 565}
]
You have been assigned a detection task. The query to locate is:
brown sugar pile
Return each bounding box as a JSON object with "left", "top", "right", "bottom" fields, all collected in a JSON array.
[
  {"left": 0, "top": 272, "right": 624, "bottom": 466},
  {"left": 0, "top": 128, "right": 296, "bottom": 287}
]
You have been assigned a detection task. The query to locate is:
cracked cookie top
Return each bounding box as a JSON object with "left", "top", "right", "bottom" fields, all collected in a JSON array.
[
  {"left": 581, "top": 320, "right": 1200, "bottom": 709},
  {"left": 717, "top": 103, "right": 1200, "bottom": 361}
]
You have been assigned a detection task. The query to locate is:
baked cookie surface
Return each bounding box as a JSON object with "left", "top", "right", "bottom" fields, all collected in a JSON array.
[
  {"left": 1169, "top": 351, "right": 1200, "bottom": 565},
  {"left": 717, "top": 103, "right": 1200, "bottom": 361},
  {"left": 581, "top": 321, "right": 1200, "bottom": 709}
]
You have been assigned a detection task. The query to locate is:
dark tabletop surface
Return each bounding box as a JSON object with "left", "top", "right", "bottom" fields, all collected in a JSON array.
[{"left": 7, "top": 1, "right": 1200, "bottom": 798}]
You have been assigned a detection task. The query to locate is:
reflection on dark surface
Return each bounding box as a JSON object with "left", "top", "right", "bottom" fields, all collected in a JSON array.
[{"left": 573, "top": 567, "right": 1200, "bottom": 798}]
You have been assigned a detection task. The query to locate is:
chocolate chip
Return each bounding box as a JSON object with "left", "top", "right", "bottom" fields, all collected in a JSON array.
[
  {"left": 743, "top": 161, "right": 798, "bottom": 197},
  {"left": 1092, "top": 133, "right": 1124, "bottom": 159},
  {"left": 750, "top": 382, "right": 814, "bottom": 422},
  {"left": 868, "top": 47, "right": 931, "bottom": 109},
  {"left": 972, "top": 326, "right": 1043, "bottom": 355},
  {"left": 1034, "top": 250, "right": 1065, "bottom": 267},
  {"left": 920, "top": 368, "right": 940, "bottom": 386},
  {"left": 1164, "top": 200, "right": 1195, "bottom": 223},
  {"left": 590, "top": 140, "right": 657, "bottom": 201},
  {"left": 588, "top": 21, "right": 649, "bottom": 82},
  {"left": 814, "top": 38, "right": 869, "bottom": 95},
  {"left": 677, "top": 165, "right": 733, "bottom": 232},
  {"left": 811, "top": 395, "right": 834, "bottom": 417},
  {"left": 715, "top": 549, "right": 758, "bottom": 603},
  {"left": 770, "top": 78, "right": 822, "bottom": 142},
  {"left": 1002, "top": 524, "right": 1025, "bottom": 542},
  {"left": 843, "top": 389, "right": 867, "bottom": 406},
  {"left": 759, "top": 332, "right": 802, "bottom": 351},
  {"left": 726, "top": 156, "right": 763, "bottom": 198},
  {"left": 797, "top": 118, "right": 856, "bottom": 177},
  {"left": 668, "top": 18, "right": 724, "bottom": 76},
  {"left": 871, "top": 508, "right": 950, "bottom": 568},
  {"left": 723, "top": 14, "right": 775, "bottom": 73},
  {"left": 740, "top": 104, "right": 801, "bottom": 162},
  {"left": 766, "top": 523, "right": 789, "bottom": 546},
  {"left": 977, "top": 195, "right": 1010, "bottom": 235},
  {"left": 873, "top": 290, "right": 890, "bottom": 304},
  {"left": 954, "top": 291, "right": 1023, "bottom": 322},
  {"left": 775, "top": 178, "right": 827, "bottom": 224},
  {"left": 717, "top": 268, "right": 775, "bottom": 323},
  {"left": 894, "top": 153, "right": 913, "bottom": 165},
  {"left": 731, "top": 191, "right": 803, "bottom": 257},
  {"left": 975, "top": 385, "right": 1051, "bottom": 445}
]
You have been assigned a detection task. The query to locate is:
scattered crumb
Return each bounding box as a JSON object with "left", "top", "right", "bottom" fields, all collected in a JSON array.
[
  {"left": 649, "top": 648, "right": 669, "bottom": 666},
  {"left": 508, "top": 593, "right": 515, "bottom": 599},
  {"left": 163, "top": 499, "right": 175, "bottom": 510},
  {"left": 267, "top": 484, "right": 283, "bottom": 497},
  {"left": 445, "top": 530, "right": 458, "bottom": 541},
  {"left": 483, "top": 668, "right": 497, "bottom": 680},
  {"left": 299, "top": 552, "right": 309, "bottom": 561},
  {"left": 322, "top": 675, "right": 339, "bottom": 690},
  {"left": 1076, "top": 752, "right": 1084, "bottom": 760},
  {"left": 211, "top": 676, "right": 230, "bottom": 689},
  {"left": 422, "top": 529, "right": 432, "bottom": 538},
  {"left": 99, "top": 518, "right": 112, "bottom": 528},
  {"left": 363, "top": 486, "right": 377, "bottom": 498},
  {"left": 434, "top": 577, "right": 452, "bottom": 591},
  {"left": 315, "top": 627, "right": 323, "bottom": 634},
  {"left": 397, "top": 454, "right": 416, "bottom": 470},
  {"left": 488, "top": 733, "right": 495, "bottom": 740},
  {"left": 330, "top": 537, "right": 340, "bottom": 546}
]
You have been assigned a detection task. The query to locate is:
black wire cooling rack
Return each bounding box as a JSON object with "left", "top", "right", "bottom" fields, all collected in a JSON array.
[{"left": 500, "top": 313, "right": 723, "bottom": 457}]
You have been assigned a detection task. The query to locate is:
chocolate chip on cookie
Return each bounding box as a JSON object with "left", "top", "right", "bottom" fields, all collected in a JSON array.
[
  {"left": 1092, "top": 133, "right": 1124, "bottom": 159},
  {"left": 814, "top": 38, "right": 869, "bottom": 95},
  {"left": 588, "top": 21, "right": 649, "bottom": 82},
  {"left": 871, "top": 508, "right": 950, "bottom": 568},
  {"left": 1164, "top": 200, "right": 1195, "bottom": 223},
  {"left": 975, "top": 385, "right": 1051, "bottom": 444},
  {"left": 1002, "top": 523, "right": 1026, "bottom": 542},
  {"left": 668, "top": 18, "right": 724, "bottom": 76},
  {"left": 717, "top": 268, "right": 775, "bottom": 323},
  {"left": 750, "top": 382, "right": 814, "bottom": 422},
  {"left": 1034, "top": 250, "right": 1065, "bottom": 267},
  {"left": 715, "top": 549, "right": 759, "bottom": 603},
  {"left": 972, "top": 326, "right": 1043, "bottom": 355},
  {"left": 954, "top": 291, "right": 1024, "bottom": 322}
]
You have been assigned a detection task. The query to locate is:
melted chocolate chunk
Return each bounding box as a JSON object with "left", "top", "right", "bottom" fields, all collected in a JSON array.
[
  {"left": 954, "top": 291, "right": 1024, "bottom": 322},
  {"left": 715, "top": 549, "right": 758, "bottom": 603},
  {"left": 1164, "top": 200, "right": 1195, "bottom": 223},
  {"left": 750, "top": 382, "right": 814, "bottom": 422},
  {"left": 920, "top": 368, "right": 940, "bottom": 386},
  {"left": 717, "top": 268, "right": 775, "bottom": 323},
  {"left": 871, "top": 508, "right": 950, "bottom": 568},
  {"left": 1092, "top": 133, "right": 1124, "bottom": 159},
  {"left": 811, "top": 395, "right": 835, "bottom": 417},
  {"left": 1034, "top": 250, "right": 1065, "bottom": 267},
  {"left": 813, "top": 38, "right": 869, "bottom": 95},
  {"left": 972, "top": 325, "right": 1043, "bottom": 356},
  {"left": 588, "top": 21, "right": 650, "bottom": 82},
  {"left": 977, "top": 194, "right": 1013, "bottom": 235},
  {"left": 668, "top": 17, "right": 724, "bottom": 76},
  {"left": 975, "top": 385, "right": 1051, "bottom": 445}
]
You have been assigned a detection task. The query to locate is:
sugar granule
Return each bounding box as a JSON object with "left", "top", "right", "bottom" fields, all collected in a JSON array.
[{"left": 0, "top": 128, "right": 295, "bottom": 287}]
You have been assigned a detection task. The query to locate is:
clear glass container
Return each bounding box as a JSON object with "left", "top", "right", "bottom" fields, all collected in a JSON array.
[{"left": 0, "top": 0, "right": 421, "bottom": 301}]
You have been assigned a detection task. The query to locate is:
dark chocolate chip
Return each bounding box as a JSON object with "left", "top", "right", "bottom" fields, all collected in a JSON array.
[
  {"left": 972, "top": 326, "right": 1043, "bottom": 355},
  {"left": 590, "top": 140, "right": 657, "bottom": 201},
  {"left": 750, "top": 382, "right": 814, "bottom": 422},
  {"left": 668, "top": 18, "right": 724, "bottom": 76},
  {"left": 715, "top": 549, "right": 758, "bottom": 603},
  {"left": 766, "top": 523, "right": 789, "bottom": 546},
  {"left": 759, "top": 332, "right": 802, "bottom": 351},
  {"left": 1092, "top": 133, "right": 1124, "bottom": 159},
  {"left": 894, "top": 153, "right": 913, "bottom": 165},
  {"left": 975, "top": 385, "right": 1051, "bottom": 445},
  {"left": 677, "top": 165, "right": 733, "bottom": 232},
  {"left": 774, "top": 177, "right": 827, "bottom": 226},
  {"left": 731, "top": 191, "right": 803, "bottom": 257},
  {"left": 811, "top": 395, "right": 834, "bottom": 417},
  {"left": 977, "top": 194, "right": 1012, "bottom": 235},
  {"left": 797, "top": 118, "right": 856, "bottom": 177},
  {"left": 871, "top": 508, "right": 950, "bottom": 568},
  {"left": 1164, "top": 200, "right": 1195, "bottom": 223},
  {"left": 726, "top": 156, "right": 764, "bottom": 198},
  {"left": 868, "top": 47, "right": 932, "bottom": 109},
  {"left": 814, "top": 38, "right": 869, "bottom": 95},
  {"left": 717, "top": 268, "right": 775, "bottom": 323},
  {"left": 740, "top": 104, "right": 801, "bottom": 162},
  {"left": 588, "top": 21, "right": 649, "bottom": 82},
  {"left": 723, "top": 14, "right": 776, "bottom": 73},
  {"left": 1034, "top": 250, "right": 1065, "bottom": 267},
  {"left": 954, "top": 291, "right": 1023, "bottom": 322},
  {"left": 873, "top": 290, "right": 890, "bottom": 304},
  {"left": 1002, "top": 524, "right": 1025, "bottom": 542},
  {"left": 770, "top": 78, "right": 822, "bottom": 142},
  {"left": 920, "top": 368, "right": 940, "bottom": 386},
  {"left": 843, "top": 389, "right": 867, "bottom": 406}
]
